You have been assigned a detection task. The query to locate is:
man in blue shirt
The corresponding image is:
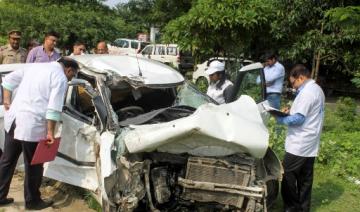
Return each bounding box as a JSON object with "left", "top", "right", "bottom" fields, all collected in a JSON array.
[{"left": 263, "top": 52, "right": 285, "bottom": 109}]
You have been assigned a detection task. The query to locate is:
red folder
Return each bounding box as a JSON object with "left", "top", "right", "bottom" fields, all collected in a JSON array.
[{"left": 31, "top": 138, "right": 61, "bottom": 165}]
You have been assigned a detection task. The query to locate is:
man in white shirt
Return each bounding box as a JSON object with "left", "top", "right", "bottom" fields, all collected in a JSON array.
[
  {"left": 263, "top": 52, "right": 285, "bottom": 109},
  {"left": 70, "top": 41, "right": 86, "bottom": 56},
  {"left": 0, "top": 57, "right": 78, "bottom": 210},
  {"left": 274, "top": 64, "right": 325, "bottom": 212}
]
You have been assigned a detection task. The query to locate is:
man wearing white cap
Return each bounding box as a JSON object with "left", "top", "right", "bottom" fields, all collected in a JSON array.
[{"left": 205, "top": 60, "right": 233, "bottom": 104}]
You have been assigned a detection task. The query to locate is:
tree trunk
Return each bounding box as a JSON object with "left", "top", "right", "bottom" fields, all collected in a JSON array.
[
  {"left": 312, "top": 23, "right": 324, "bottom": 81},
  {"left": 314, "top": 51, "right": 321, "bottom": 81},
  {"left": 311, "top": 52, "right": 317, "bottom": 79}
]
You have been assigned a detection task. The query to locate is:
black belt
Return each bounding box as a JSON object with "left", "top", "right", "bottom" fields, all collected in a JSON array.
[{"left": 267, "top": 92, "right": 281, "bottom": 95}]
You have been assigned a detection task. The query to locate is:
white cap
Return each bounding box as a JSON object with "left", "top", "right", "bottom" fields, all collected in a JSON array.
[{"left": 205, "top": 60, "right": 225, "bottom": 75}]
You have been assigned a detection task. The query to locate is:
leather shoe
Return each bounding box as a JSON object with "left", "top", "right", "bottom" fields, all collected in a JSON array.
[
  {"left": 0, "top": 197, "right": 14, "bottom": 205},
  {"left": 25, "top": 199, "right": 54, "bottom": 210}
]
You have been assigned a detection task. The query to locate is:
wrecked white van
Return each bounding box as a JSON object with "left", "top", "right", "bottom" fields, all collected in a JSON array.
[{"left": 0, "top": 56, "right": 282, "bottom": 211}]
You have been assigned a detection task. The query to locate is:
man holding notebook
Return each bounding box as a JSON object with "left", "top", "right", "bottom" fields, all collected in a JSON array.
[
  {"left": 274, "top": 64, "right": 325, "bottom": 212},
  {"left": 0, "top": 57, "right": 78, "bottom": 210}
]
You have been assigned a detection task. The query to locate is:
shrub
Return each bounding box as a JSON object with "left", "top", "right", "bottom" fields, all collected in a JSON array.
[
  {"left": 268, "top": 117, "right": 286, "bottom": 159},
  {"left": 318, "top": 131, "right": 360, "bottom": 178},
  {"left": 335, "top": 97, "right": 357, "bottom": 121},
  {"left": 318, "top": 97, "right": 360, "bottom": 178}
]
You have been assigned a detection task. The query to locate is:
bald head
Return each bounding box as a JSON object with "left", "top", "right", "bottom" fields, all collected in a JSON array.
[{"left": 95, "top": 41, "right": 108, "bottom": 54}]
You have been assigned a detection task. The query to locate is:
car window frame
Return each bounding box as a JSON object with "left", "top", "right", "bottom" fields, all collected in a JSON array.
[{"left": 230, "top": 68, "right": 266, "bottom": 103}]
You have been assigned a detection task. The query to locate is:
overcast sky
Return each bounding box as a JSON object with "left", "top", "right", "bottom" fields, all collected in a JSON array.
[{"left": 104, "top": 0, "right": 128, "bottom": 7}]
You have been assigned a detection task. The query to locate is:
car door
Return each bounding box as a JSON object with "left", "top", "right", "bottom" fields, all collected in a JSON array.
[
  {"left": 44, "top": 74, "right": 107, "bottom": 191},
  {"left": 230, "top": 63, "right": 266, "bottom": 103}
]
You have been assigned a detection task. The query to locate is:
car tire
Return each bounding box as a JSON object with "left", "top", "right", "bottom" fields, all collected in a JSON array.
[
  {"left": 266, "top": 179, "right": 279, "bottom": 208},
  {"left": 195, "top": 77, "right": 209, "bottom": 93}
]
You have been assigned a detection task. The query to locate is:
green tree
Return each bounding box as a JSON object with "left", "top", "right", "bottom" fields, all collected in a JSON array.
[
  {"left": 325, "top": 6, "right": 360, "bottom": 87},
  {"left": 0, "top": 0, "right": 135, "bottom": 51},
  {"left": 115, "top": 0, "right": 194, "bottom": 34},
  {"left": 270, "top": 0, "right": 360, "bottom": 81},
  {"left": 162, "top": 0, "right": 360, "bottom": 88},
  {"left": 162, "top": 0, "right": 274, "bottom": 61}
]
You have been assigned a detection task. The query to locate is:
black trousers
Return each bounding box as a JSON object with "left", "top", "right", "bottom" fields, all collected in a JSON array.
[
  {"left": 0, "top": 124, "right": 43, "bottom": 203},
  {"left": 281, "top": 152, "right": 315, "bottom": 212}
]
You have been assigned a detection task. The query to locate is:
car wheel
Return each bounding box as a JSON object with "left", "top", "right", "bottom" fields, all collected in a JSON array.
[
  {"left": 266, "top": 179, "right": 279, "bottom": 208},
  {"left": 195, "top": 77, "right": 209, "bottom": 93}
]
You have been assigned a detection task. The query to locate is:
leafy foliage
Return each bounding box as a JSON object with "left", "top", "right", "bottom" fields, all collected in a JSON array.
[
  {"left": 115, "top": 0, "right": 193, "bottom": 33},
  {"left": 263, "top": 1, "right": 360, "bottom": 82},
  {"left": 334, "top": 97, "right": 357, "bottom": 121},
  {"left": 0, "top": 0, "right": 134, "bottom": 50},
  {"left": 318, "top": 131, "right": 360, "bottom": 178},
  {"left": 162, "top": 0, "right": 360, "bottom": 86},
  {"left": 162, "top": 0, "right": 274, "bottom": 60},
  {"left": 325, "top": 6, "right": 360, "bottom": 86},
  {"left": 268, "top": 117, "right": 287, "bottom": 159}
]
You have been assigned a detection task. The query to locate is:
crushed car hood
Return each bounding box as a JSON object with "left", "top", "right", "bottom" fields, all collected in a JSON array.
[
  {"left": 70, "top": 55, "right": 184, "bottom": 86},
  {"left": 122, "top": 95, "right": 269, "bottom": 158}
]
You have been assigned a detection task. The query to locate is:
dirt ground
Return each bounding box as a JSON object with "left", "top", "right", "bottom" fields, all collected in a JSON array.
[{"left": 0, "top": 171, "right": 94, "bottom": 212}]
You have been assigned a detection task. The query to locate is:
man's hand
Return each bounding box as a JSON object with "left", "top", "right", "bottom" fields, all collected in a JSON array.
[
  {"left": 46, "top": 120, "right": 57, "bottom": 145},
  {"left": 3, "top": 102, "right": 10, "bottom": 111},
  {"left": 46, "top": 133, "right": 55, "bottom": 145},
  {"left": 281, "top": 107, "right": 290, "bottom": 114},
  {"left": 3, "top": 88, "right": 12, "bottom": 111}
]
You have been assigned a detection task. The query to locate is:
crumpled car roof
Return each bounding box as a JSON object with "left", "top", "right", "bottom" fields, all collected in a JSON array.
[
  {"left": 70, "top": 55, "right": 184, "bottom": 86},
  {"left": 0, "top": 55, "right": 185, "bottom": 86}
]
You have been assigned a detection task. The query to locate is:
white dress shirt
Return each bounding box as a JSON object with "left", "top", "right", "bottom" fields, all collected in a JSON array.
[
  {"left": 3, "top": 62, "right": 68, "bottom": 142},
  {"left": 285, "top": 79, "right": 325, "bottom": 157},
  {"left": 264, "top": 61, "right": 285, "bottom": 93}
]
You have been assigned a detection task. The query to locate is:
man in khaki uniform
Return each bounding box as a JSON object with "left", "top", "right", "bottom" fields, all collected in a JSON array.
[
  {"left": 0, "top": 30, "right": 27, "bottom": 64},
  {"left": 0, "top": 30, "right": 27, "bottom": 157}
]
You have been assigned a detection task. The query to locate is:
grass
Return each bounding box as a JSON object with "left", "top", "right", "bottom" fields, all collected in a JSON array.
[
  {"left": 83, "top": 191, "right": 102, "bottom": 212},
  {"left": 269, "top": 164, "right": 360, "bottom": 212}
]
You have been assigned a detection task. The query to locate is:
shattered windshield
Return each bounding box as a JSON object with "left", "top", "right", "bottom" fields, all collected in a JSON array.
[{"left": 174, "top": 81, "right": 217, "bottom": 108}]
